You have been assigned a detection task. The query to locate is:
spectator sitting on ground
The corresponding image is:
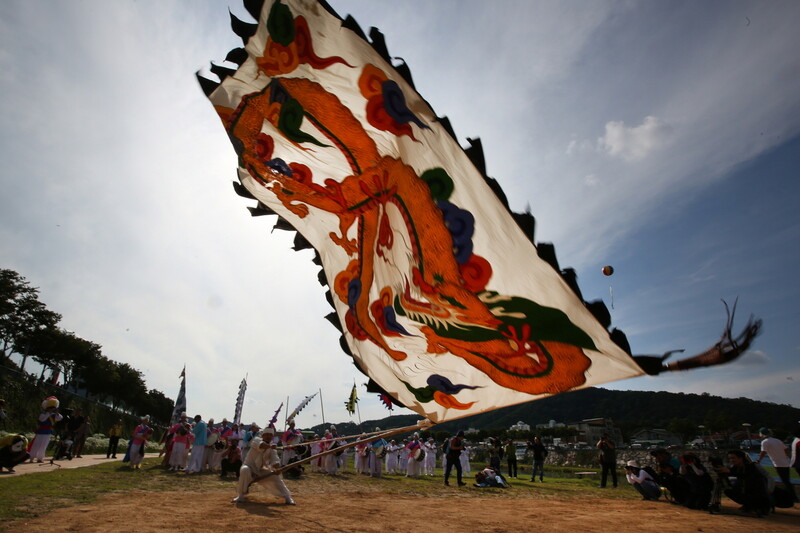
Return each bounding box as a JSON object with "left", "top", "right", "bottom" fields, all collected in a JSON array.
[
  {"left": 474, "top": 466, "right": 509, "bottom": 488},
  {"left": 625, "top": 460, "right": 661, "bottom": 500}
]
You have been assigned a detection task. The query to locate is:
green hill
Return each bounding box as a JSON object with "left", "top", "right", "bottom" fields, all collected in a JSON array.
[{"left": 309, "top": 387, "right": 799, "bottom": 440}]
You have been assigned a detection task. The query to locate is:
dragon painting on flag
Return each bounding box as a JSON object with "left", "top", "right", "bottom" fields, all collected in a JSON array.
[{"left": 199, "top": 0, "right": 760, "bottom": 424}]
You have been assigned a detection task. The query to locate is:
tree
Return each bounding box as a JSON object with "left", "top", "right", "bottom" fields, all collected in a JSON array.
[
  {"left": 667, "top": 417, "right": 698, "bottom": 442},
  {"left": 77, "top": 353, "right": 119, "bottom": 401},
  {"left": 109, "top": 362, "right": 147, "bottom": 413},
  {"left": 0, "top": 269, "right": 61, "bottom": 368},
  {"left": 23, "top": 327, "right": 99, "bottom": 387},
  {"left": 139, "top": 389, "right": 174, "bottom": 425}
]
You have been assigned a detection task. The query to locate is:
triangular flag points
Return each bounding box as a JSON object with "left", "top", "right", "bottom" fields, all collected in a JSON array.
[{"left": 200, "top": 0, "right": 760, "bottom": 423}]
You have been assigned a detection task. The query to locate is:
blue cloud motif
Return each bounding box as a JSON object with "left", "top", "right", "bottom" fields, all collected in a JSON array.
[{"left": 427, "top": 374, "right": 480, "bottom": 395}]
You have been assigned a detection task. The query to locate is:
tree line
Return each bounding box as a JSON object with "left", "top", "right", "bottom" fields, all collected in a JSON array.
[
  {"left": 337, "top": 387, "right": 799, "bottom": 444},
  {"left": 1, "top": 268, "right": 173, "bottom": 423}
]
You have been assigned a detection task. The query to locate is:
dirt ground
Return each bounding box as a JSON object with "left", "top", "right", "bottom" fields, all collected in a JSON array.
[{"left": 6, "top": 475, "right": 799, "bottom": 533}]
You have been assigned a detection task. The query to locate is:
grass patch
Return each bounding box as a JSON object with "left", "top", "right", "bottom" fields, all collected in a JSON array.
[
  {"left": 0, "top": 458, "right": 227, "bottom": 522},
  {"left": 0, "top": 460, "right": 639, "bottom": 528}
]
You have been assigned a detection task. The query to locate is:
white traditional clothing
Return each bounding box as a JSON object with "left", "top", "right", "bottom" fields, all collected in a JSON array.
[
  {"left": 210, "top": 424, "right": 232, "bottom": 471},
  {"left": 338, "top": 445, "right": 348, "bottom": 473},
  {"left": 398, "top": 441, "right": 409, "bottom": 471},
  {"left": 385, "top": 441, "right": 399, "bottom": 474},
  {"left": 187, "top": 419, "right": 207, "bottom": 473},
  {"left": 324, "top": 431, "right": 345, "bottom": 475},
  {"left": 29, "top": 411, "right": 63, "bottom": 462},
  {"left": 129, "top": 421, "right": 152, "bottom": 469},
  {"left": 234, "top": 437, "right": 294, "bottom": 504},
  {"left": 355, "top": 440, "right": 369, "bottom": 474},
  {"left": 423, "top": 439, "right": 437, "bottom": 475},
  {"left": 370, "top": 438, "right": 387, "bottom": 477},
  {"left": 406, "top": 438, "right": 422, "bottom": 477},
  {"left": 280, "top": 427, "right": 303, "bottom": 466},
  {"left": 460, "top": 445, "right": 472, "bottom": 475},
  {"left": 309, "top": 437, "right": 323, "bottom": 472}
]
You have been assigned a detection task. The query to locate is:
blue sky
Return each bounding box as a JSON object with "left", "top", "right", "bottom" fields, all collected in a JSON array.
[{"left": 1, "top": 0, "right": 798, "bottom": 427}]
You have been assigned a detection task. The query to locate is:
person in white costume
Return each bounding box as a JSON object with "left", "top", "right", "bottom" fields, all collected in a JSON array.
[
  {"left": 232, "top": 428, "right": 295, "bottom": 505},
  {"left": 29, "top": 396, "right": 63, "bottom": 462},
  {"left": 405, "top": 433, "right": 423, "bottom": 477},
  {"left": 370, "top": 428, "right": 388, "bottom": 478},
  {"left": 325, "top": 425, "right": 345, "bottom": 475},
  {"left": 280, "top": 419, "right": 303, "bottom": 466},
  {"left": 460, "top": 444, "right": 472, "bottom": 475},
  {"left": 338, "top": 446, "right": 349, "bottom": 473},
  {"left": 309, "top": 433, "right": 323, "bottom": 472},
  {"left": 398, "top": 438, "right": 409, "bottom": 472},
  {"left": 423, "top": 437, "right": 437, "bottom": 476},
  {"left": 385, "top": 439, "right": 399, "bottom": 474},
  {"left": 354, "top": 437, "right": 369, "bottom": 474}
]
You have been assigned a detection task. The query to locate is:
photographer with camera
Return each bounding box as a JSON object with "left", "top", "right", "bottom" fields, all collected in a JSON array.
[{"left": 625, "top": 460, "right": 661, "bottom": 500}]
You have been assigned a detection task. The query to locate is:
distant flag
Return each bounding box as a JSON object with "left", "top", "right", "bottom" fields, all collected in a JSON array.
[
  {"left": 269, "top": 402, "right": 283, "bottom": 426},
  {"left": 287, "top": 392, "right": 317, "bottom": 422},
  {"left": 233, "top": 377, "right": 247, "bottom": 426},
  {"left": 345, "top": 384, "right": 358, "bottom": 415},
  {"left": 170, "top": 365, "right": 187, "bottom": 424},
  {"left": 378, "top": 393, "right": 394, "bottom": 411}
]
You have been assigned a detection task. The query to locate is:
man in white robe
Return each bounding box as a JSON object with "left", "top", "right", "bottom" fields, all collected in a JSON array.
[
  {"left": 423, "top": 437, "right": 437, "bottom": 476},
  {"left": 385, "top": 439, "right": 399, "bottom": 474},
  {"left": 460, "top": 444, "right": 472, "bottom": 475},
  {"left": 232, "top": 429, "right": 295, "bottom": 505}
]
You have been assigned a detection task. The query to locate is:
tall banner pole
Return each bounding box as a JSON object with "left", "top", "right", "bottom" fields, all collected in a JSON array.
[
  {"left": 355, "top": 380, "right": 362, "bottom": 426},
  {"left": 319, "top": 388, "right": 325, "bottom": 425}
]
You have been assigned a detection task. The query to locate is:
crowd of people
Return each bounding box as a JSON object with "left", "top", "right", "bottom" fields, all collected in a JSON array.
[
  {"left": 611, "top": 426, "right": 800, "bottom": 516},
  {"left": 2, "top": 395, "right": 798, "bottom": 517}
]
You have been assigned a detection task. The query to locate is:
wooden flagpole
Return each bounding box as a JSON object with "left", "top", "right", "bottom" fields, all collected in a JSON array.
[
  {"left": 354, "top": 380, "right": 362, "bottom": 425},
  {"left": 284, "top": 395, "right": 289, "bottom": 430},
  {"left": 319, "top": 388, "right": 325, "bottom": 425}
]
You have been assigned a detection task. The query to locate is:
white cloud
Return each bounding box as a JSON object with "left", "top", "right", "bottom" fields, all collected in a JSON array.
[
  {"left": 734, "top": 350, "right": 770, "bottom": 366},
  {"left": 597, "top": 116, "right": 672, "bottom": 161}
]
